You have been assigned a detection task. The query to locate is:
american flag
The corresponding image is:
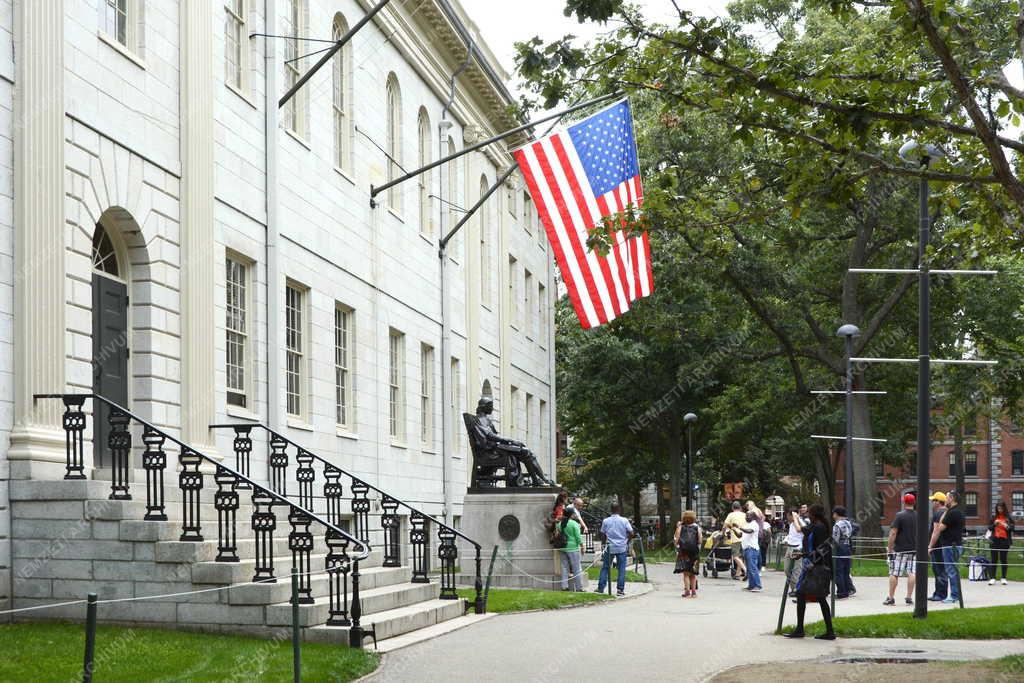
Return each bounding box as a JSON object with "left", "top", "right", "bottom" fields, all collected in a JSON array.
[{"left": 514, "top": 99, "right": 653, "bottom": 329}]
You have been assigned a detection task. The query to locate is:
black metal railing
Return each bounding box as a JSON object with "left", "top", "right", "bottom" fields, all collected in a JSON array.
[
  {"left": 35, "top": 394, "right": 375, "bottom": 647},
  {"left": 209, "top": 422, "right": 485, "bottom": 614}
]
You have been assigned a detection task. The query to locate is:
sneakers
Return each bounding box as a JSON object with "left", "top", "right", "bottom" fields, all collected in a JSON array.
[
  {"left": 927, "top": 595, "right": 945, "bottom": 602},
  {"left": 883, "top": 597, "right": 896, "bottom": 606},
  {"left": 989, "top": 579, "right": 995, "bottom": 586},
  {"left": 836, "top": 594, "right": 850, "bottom": 600},
  {"left": 905, "top": 597, "right": 913, "bottom": 606},
  {"left": 942, "top": 597, "right": 957, "bottom": 604},
  {"left": 1002, "top": 578, "right": 1008, "bottom": 586},
  {"left": 616, "top": 590, "right": 626, "bottom": 597},
  {"left": 750, "top": 587, "right": 763, "bottom": 592},
  {"left": 783, "top": 630, "right": 805, "bottom": 639},
  {"left": 815, "top": 633, "right": 837, "bottom": 640}
]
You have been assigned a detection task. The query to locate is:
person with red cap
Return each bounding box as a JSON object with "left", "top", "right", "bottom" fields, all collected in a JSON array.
[{"left": 885, "top": 493, "right": 917, "bottom": 606}]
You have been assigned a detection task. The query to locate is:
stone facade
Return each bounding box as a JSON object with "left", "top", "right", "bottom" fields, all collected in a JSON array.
[{"left": 0, "top": 0, "right": 556, "bottom": 615}]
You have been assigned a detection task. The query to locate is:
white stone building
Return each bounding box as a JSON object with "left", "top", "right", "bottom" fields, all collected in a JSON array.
[{"left": 0, "top": 0, "right": 556, "bottom": 619}]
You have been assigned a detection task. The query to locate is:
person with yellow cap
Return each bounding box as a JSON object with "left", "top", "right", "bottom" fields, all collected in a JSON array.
[{"left": 927, "top": 491, "right": 948, "bottom": 601}]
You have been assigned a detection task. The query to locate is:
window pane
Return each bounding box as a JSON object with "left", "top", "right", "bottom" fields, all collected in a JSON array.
[
  {"left": 285, "top": 285, "right": 304, "bottom": 416},
  {"left": 225, "top": 258, "right": 248, "bottom": 408},
  {"left": 335, "top": 306, "right": 352, "bottom": 427}
]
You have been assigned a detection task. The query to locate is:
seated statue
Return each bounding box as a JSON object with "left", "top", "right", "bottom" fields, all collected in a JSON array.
[{"left": 464, "top": 396, "right": 555, "bottom": 488}]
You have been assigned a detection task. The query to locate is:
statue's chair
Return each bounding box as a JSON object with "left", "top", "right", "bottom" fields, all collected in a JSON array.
[{"left": 463, "top": 413, "right": 523, "bottom": 488}]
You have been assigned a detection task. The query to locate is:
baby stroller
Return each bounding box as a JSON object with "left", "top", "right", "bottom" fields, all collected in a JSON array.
[{"left": 702, "top": 530, "right": 734, "bottom": 578}]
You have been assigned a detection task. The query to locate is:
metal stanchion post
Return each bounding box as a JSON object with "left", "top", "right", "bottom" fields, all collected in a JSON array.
[
  {"left": 83, "top": 593, "right": 98, "bottom": 683},
  {"left": 776, "top": 575, "right": 791, "bottom": 634},
  {"left": 291, "top": 567, "right": 301, "bottom": 683}
]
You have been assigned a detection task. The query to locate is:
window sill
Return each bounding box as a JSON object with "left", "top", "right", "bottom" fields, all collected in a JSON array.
[
  {"left": 390, "top": 440, "right": 407, "bottom": 450},
  {"left": 422, "top": 448, "right": 437, "bottom": 455},
  {"left": 334, "top": 166, "right": 356, "bottom": 186},
  {"left": 284, "top": 128, "right": 312, "bottom": 150},
  {"left": 226, "top": 405, "right": 260, "bottom": 421},
  {"left": 419, "top": 232, "right": 434, "bottom": 246},
  {"left": 286, "top": 417, "right": 314, "bottom": 432},
  {"left": 336, "top": 427, "right": 358, "bottom": 441},
  {"left": 226, "top": 83, "right": 258, "bottom": 110},
  {"left": 98, "top": 32, "right": 146, "bottom": 70},
  {"left": 387, "top": 207, "right": 405, "bottom": 223}
]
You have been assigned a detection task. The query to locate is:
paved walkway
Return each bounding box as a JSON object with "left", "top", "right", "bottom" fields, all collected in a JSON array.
[{"left": 368, "top": 562, "right": 1024, "bottom": 682}]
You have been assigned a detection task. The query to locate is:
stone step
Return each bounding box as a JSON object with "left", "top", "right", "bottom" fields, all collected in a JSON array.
[
  {"left": 265, "top": 580, "right": 440, "bottom": 626},
  {"left": 226, "top": 565, "right": 412, "bottom": 605},
  {"left": 190, "top": 549, "right": 385, "bottom": 585},
  {"left": 305, "top": 598, "right": 467, "bottom": 643}
]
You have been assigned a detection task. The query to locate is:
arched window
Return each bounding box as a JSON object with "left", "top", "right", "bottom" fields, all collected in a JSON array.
[
  {"left": 417, "top": 108, "right": 432, "bottom": 235},
  {"left": 332, "top": 13, "right": 352, "bottom": 172},
  {"left": 445, "top": 136, "right": 460, "bottom": 254},
  {"left": 92, "top": 223, "right": 120, "bottom": 278},
  {"left": 284, "top": 0, "right": 308, "bottom": 138},
  {"left": 385, "top": 73, "right": 402, "bottom": 211},
  {"left": 479, "top": 174, "right": 491, "bottom": 306}
]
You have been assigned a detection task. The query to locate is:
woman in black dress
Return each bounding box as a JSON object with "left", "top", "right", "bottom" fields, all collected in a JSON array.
[{"left": 784, "top": 503, "right": 836, "bottom": 640}]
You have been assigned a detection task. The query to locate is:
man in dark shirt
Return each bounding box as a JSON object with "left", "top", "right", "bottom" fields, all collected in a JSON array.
[
  {"left": 927, "top": 492, "right": 948, "bottom": 601},
  {"left": 885, "top": 493, "right": 917, "bottom": 605},
  {"left": 929, "top": 491, "right": 965, "bottom": 604}
]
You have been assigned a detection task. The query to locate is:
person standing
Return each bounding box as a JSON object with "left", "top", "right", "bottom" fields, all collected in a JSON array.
[
  {"left": 783, "top": 505, "right": 808, "bottom": 596},
  {"left": 784, "top": 504, "right": 835, "bottom": 640},
  {"left": 723, "top": 501, "right": 748, "bottom": 581},
  {"left": 929, "top": 491, "right": 965, "bottom": 605},
  {"left": 987, "top": 501, "right": 1015, "bottom": 585},
  {"left": 739, "top": 510, "right": 763, "bottom": 592},
  {"left": 596, "top": 504, "right": 634, "bottom": 596},
  {"left": 831, "top": 506, "right": 855, "bottom": 599},
  {"left": 927, "top": 492, "right": 949, "bottom": 602},
  {"left": 556, "top": 506, "right": 584, "bottom": 591},
  {"left": 674, "top": 510, "right": 702, "bottom": 598},
  {"left": 885, "top": 493, "right": 917, "bottom": 606}
]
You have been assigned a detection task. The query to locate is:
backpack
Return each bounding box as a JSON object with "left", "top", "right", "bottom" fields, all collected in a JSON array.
[
  {"left": 551, "top": 519, "right": 568, "bottom": 549},
  {"left": 678, "top": 524, "right": 699, "bottom": 553}
]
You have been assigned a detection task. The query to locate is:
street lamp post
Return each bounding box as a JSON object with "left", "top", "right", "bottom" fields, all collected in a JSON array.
[
  {"left": 684, "top": 412, "right": 697, "bottom": 510},
  {"left": 837, "top": 324, "right": 861, "bottom": 516},
  {"left": 571, "top": 454, "right": 587, "bottom": 478},
  {"left": 899, "top": 140, "right": 942, "bottom": 619}
]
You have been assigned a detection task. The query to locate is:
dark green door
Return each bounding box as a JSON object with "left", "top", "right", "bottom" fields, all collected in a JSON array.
[{"left": 92, "top": 273, "right": 129, "bottom": 468}]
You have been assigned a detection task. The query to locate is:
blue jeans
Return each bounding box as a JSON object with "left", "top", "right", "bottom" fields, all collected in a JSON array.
[
  {"left": 743, "top": 547, "right": 762, "bottom": 589},
  {"left": 930, "top": 548, "right": 947, "bottom": 598},
  {"left": 942, "top": 545, "right": 963, "bottom": 600},
  {"left": 597, "top": 549, "right": 628, "bottom": 592},
  {"left": 834, "top": 543, "right": 853, "bottom": 597},
  {"left": 559, "top": 550, "right": 583, "bottom": 591}
]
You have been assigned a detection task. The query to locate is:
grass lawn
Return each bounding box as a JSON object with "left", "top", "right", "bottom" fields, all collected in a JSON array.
[
  {"left": 849, "top": 557, "right": 1022, "bottom": 581},
  {"left": 585, "top": 565, "right": 647, "bottom": 582},
  {"left": 0, "top": 621, "right": 379, "bottom": 682},
  {"left": 458, "top": 587, "right": 612, "bottom": 613},
  {"left": 783, "top": 603, "right": 1024, "bottom": 639}
]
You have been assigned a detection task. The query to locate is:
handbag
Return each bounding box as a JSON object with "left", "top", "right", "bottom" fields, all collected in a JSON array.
[{"left": 801, "top": 562, "right": 833, "bottom": 597}]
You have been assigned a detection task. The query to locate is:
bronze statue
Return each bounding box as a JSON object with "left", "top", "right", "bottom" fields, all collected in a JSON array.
[{"left": 464, "top": 396, "right": 555, "bottom": 488}]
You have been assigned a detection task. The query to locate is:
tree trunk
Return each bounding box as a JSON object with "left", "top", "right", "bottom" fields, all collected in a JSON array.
[
  {"left": 814, "top": 443, "right": 835, "bottom": 513},
  {"left": 657, "top": 486, "right": 668, "bottom": 545},
  {"left": 668, "top": 432, "right": 683, "bottom": 531},
  {"left": 632, "top": 488, "right": 642, "bottom": 529},
  {"left": 954, "top": 428, "right": 966, "bottom": 503},
  {"left": 851, "top": 389, "right": 882, "bottom": 539}
]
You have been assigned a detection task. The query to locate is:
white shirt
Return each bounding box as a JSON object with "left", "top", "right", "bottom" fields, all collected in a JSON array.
[
  {"left": 740, "top": 519, "right": 760, "bottom": 550},
  {"left": 785, "top": 516, "right": 809, "bottom": 546}
]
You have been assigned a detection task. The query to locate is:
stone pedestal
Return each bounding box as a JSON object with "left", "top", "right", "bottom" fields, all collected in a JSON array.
[{"left": 456, "top": 489, "right": 590, "bottom": 591}]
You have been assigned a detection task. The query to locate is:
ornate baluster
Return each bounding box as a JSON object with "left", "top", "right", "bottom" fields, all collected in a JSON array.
[
  {"left": 437, "top": 526, "right": 458, "bottom": 600},
  {"left": 107, "top": 407, "right": 132, "bottom": 500},
  {"left": 142, "top": 427, "right": 167, "bottom": 521},
  {"left": 381, "top": 496, "right": 401, "bottom": 568},
  {"left": 179, "top": 448, "right": 204, "bottom": 541},
  {"left": 585, "top": 529, "right": 595, "bottom": 554},
  {"left": 295, "top": 448, "right": 315, "bottom": 511},
  {"left": 288, "top": 509, "right": 315, "bottom": 604},
  {"left": 251, "top": 488, "right": 277, "bottom": 583},
  {"left": 409, "top": 512, "right": 429, "bottom": 583},
  {"left": 350, "top": 479, "right": 371, "bottom": 545},
  {"left": 325, "top": 530, "right": 351, "bottom": 626},
  {"left": 473, "top": 545, "right": 485, "bottom": 614},
  {"left": 323, "top": 465, "right": 344, "bottom": 527},
  {"left": 269, "top": 434, "right": 288, "bottom": 495},
  {"left": 215, "top": 467, "right": 240, "bottom": 562},
  {"left": 62, "top": 396, "right": 87, "bottom": 480},
  {"left": 232, "top": 426, "right": 253, "bottom": 489}
]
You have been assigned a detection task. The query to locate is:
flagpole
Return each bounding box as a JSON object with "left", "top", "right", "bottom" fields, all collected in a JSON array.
[{"left": 370, "top": 91, "right": 623, "bottom": 207}]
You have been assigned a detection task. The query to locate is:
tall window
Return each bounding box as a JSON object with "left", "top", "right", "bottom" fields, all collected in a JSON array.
[
  {"left": 224, "top": 1, "right": 246, "bottom": 90},
  {"left": 506, "top": 185, "right": 516, "bottom": 216},
  {"left": 1013, "top": 491, "right": 1024, "bottom": 515},
  {"left": 385, "top": 74, "right": 402, "bottom": 211},
  {"left": 335, "top": 305, "right": 354, "bottom": 429},
  {"left": 479, "top": 175, "right": 492, "bottom": 305},
  {"left": 225, "top": 256, "right": 250, "bottom": 409},
  {"left": 521, "top": 191, "right": 532, "bottom": 234},
  {"left": 949, "top": 452, "right": 978, "bottom": 476},
  {"left": 964, "top": 491, "right": 978, "bottom": 517},
  {"left": 964, "top": 421, "right": 978, "bottom": 437},
  {"left": 418, "top": 109, "right": 433, "bottom": 235},
  {"left": 332, "top": 13, "right": 352, "bottom": 171},
  {"left": 538, "top": 282, "right": 547, "bottom": 345},
  {"left": 508, "top": 255, "right": 518, "bottom": 327},
  {"left": 524, "top": 270, "right": 534, "bottom": 338},
  {"left": 451, "top": 357, "right": 461, "bottom": 453},
  {"left": 285, "top": 282, "right": 307, "bottom": 418},
  {"left": 420, "top": 344, "right": 434, "bottom": 445},
  {"left": 1012, "top": 450, "right": 1023, "bottom": 476},
  {"left": 508, "top": 386, "right": 518, "bottom": 438},
  {"left": 539, "top": 399, "right": 548, "bottom": 461},
  {"left": 389, "top": 329, "right": 405, "bottom": 440},
  {"left": 103, "top": 0, "right": 136, "bottom": 51},
  {"left": 445, "top": 138, "right": 461, "bottom": 255},
  {"left": 283, "top": 0, "right": 307, "bottom": 138},
  {"left": 525, "top": 393, "right": 533, "bottom": 450}
]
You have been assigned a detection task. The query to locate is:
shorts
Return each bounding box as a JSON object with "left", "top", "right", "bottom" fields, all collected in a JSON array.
[
  {"left": 888, "top": 551, "right": 915, "bottom": 577},
  {"left": 730, "top": 542, "right": 742, "bottom": 559}
]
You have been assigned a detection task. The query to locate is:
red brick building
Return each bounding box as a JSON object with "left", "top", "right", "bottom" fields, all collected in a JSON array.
[{"left": 835, "top": 417, "right": 1024, "bottom": 532}]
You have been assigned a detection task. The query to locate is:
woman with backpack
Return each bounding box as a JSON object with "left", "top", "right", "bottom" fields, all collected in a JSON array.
[
  {"left": 785, "top": 504, "right": 836, "bottom": 640},
  {"left": 674, "top": 510, "right": 702, "bottom": 598},
  {"left": 988, "top": 501, "right": 1015, "bottom": 585},
  {"left": 555, "top": 505, "right": 584, "bottom": 591}
]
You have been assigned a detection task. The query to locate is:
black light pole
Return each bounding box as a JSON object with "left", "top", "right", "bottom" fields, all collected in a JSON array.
[
  {"left": 837, "top": 324, "right": 861, "bottom": 515},
  {"left": 572, "top": 455, "right": 587, "bottom": 478},
  {"left": 900, "top": 140, "right": 941, "bottom": 619},
  {"left": 684, "top": 412, "right": 697, "bottom": 510}
]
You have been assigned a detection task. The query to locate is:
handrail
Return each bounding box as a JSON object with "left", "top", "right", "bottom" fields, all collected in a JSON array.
[
  {"left": 34, "top": 393, "right": 371, "bottom": 562},
  {"left": 210, "top": 422, "right": 481, "bottom": 552}
]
